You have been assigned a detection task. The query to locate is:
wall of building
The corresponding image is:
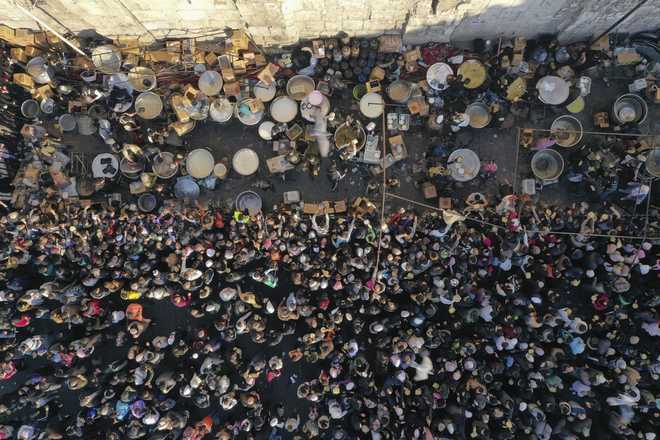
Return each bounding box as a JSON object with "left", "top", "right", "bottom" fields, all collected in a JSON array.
[{"left": 0, "top": 0, "right": 657, "bottom": 47}]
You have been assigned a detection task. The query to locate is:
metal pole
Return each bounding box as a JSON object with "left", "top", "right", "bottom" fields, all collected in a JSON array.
[
  {"left": 590, "top": 0, "right": 649, "bottom": 44},
  {"left": 15, "top": 2, "right": 89, "bottom": 58}
]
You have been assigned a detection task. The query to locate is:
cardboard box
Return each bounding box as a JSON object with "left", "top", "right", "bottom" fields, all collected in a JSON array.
[
  {"left": 231, "top": 30, "right": 249, "bottom": 51},
  {"left": 365, "top": 79, "right": 381, "bottom": 93},
  {"left": 114, "top": 36, "right": 141, "bottom": 55},
  {"left": 145, "top": 50, "right": 180, "bottom": 63},
  {"left": 170, "top": 95, "right": 190, "bottom": 122},
  {"left": 439, "top": 197, "right": 452, "bottom": 210},
  {"left": 182, "top": 38, "right": 195, "bottom": 54},
  {"left": 33, "top": 31, "right": 61, "bottom": 48},
  {"left": 13, "top": 28, "right": 35, "bottom": 46},
  {"left": 193, "top": 50, "right": 206, "bottom": 63},
  {"left": 283, "top": 191, "right": 301, "bottom": 204},
  {"left": 223, "top": 81, "right": 241, "bottom": 97},
  {"left": 303, "top": 200, "right": 347, "bottom": 215},
  {"left": 243, "top": 51, "right": 256, "bottom": 65},
  {"left": 204, "top": 52, "right": 218, "bottom": 66},
  {"left": 24, "top": 46, "right": 43, "bottom": 57},
  {"left": 404, "top": 47, "right": 421, "bottom": 63},
  {"left": 218, "top": 55, "right": 235, "bottom": 81},
  {"left": 10, "top": 48, "right": 27, "bottom": 63},
  {"left": 166, "top": 40, "right": 182, "bottom": 52},
  {"left": 35, "top": 84, "right": 53, "bottom": 100},
  {"left": 593, "top": 112, "right": 609, "bottom": 129},
  {"left": 616, "top": 50, "right": 641, "bottom": 65},
  {"left": 0, "top": 25, "right": 15, "bottom": 42},
  {"left": 0, "top": 25, "right": 38, "bottom": 46},
  {"left": 405, "top": 61, "right": 418, "bottom": 73},
  {"left": 257, "top": 63, "right": 280, "bottom": 86},
  {"left": 387, "top": 134, "right": 406, "bottom": 146},
  {"left": 407, "top": 97, "right": 429, "bottom": 116},
  {"left": 233, "top": 59, "right": 247, "bottom": 75},
  {"left": 267, "top": 155, "right": 295, "bottom": 174},
  {"left": 590, "top": 35, "right": 610, "bottom": 51},
  {"left": 421, "top": 182, "right": 437, "bottom": 199},
  {"left": 247, "top": 98, "right": 264, "bottom": 113},
  {"left": 511, "top": 53, "right": 524, "bottom": 66},
  {"left": 370, "top": 66, "right": 385, "bottom": 81},
  {"left": 254, "top": 53, "right": 267, "bottom": 67},
  {"left": 378, "top": 34, "right": 402, "bottom": 53},
  {"left": 13, "top": 73, "right": 34, "bottom": 90},
  {"left": 123, "top": 53, "right": 140, "bottom": 67}
]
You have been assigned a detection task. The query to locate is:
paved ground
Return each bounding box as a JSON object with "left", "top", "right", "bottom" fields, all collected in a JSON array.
[{"left": 59, "top": 64, "right": 659, "bottom": 215}]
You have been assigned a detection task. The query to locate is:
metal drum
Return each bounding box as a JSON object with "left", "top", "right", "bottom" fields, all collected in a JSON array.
[
  {"left": 270, "top": 96, "right": 298, "bottom": 123},
  {"left": 531, "top": 149, "right": 564, "bottom": 181},
  {"left": 91, "top": 153, "right": 119, "bottom": 178},
  {"left": 26, "top": 57, "right": 53, "bottom": 84},
  {"left": 465, "top": 102, "right": 491, "bottom": 128},
  {"left": 209, "top": 97, "right": 234, "bottom": 123},
  {"left": 232, "top": 148, "right": 260, "bottom": 176},
  {"left": 387, "top": 80, "right": 413, "bottom": 103},
  {"left": 214, "top": 163, "right": 228, "bottom": 180},
  {"left": 536, "top": 76, "right": 570, "bottom": 105},
  {"left": 359, "top": 93, "right": 384, "bottom": 119},
  {"left": 334, "top": 120, "right": 366, "bottom": 152},
  {"left": 152, "top": 152, "right": 178, "bottom": 179},
  {"left": 186, "top": 148, "right": 215, "bottom": 179},
  {"left": 235, "top": 190, "right": 262, "bottom": 216},
  {"left": 426, "top": 63, "right": 453, "bottom": 91},
  {"left": 120, "top": 158, "right": 144, "bottom": 180},
  {"left": 21, "top": 99, "right": 39, "bottom": 119},
  {"left": 550, "top": 115, "right": 583, "bottom": 148},
  {"left": 58, "top": 114, "right": 76, "bottom": 132},
  {"left": 91, "top": 45, "right": 122, "bottom": 74},
  {"left": 300, "top": 91, "right": 330, "bottom": 122},
  {"left": 198, "top": 70, "right": 223, "bottom": 96},
  {"left": 457, "top": 60, "right": 487, "bottom": 89},
  {"left": 254, "top": 80, "right": 277, "bottom": 102},
  {"left": 138, "top": 193, "right": 157, "bottom": 212},
  {"left": 286, "top": 75, "right": 315, "bottom": 101},
  {"left": 128, "top": 66, "right": 157, "bottom": 91},
  {"left": 174, "top": 176, "right": 200, "bottom": 199},
  {"left": 40, "top": 98, "right": 54, "bottom": 114},
  {"left": 135, "top": 92, "right": 163, "bottom": 120},
  {"left": 258, "top": 121, "right": 275, "bottom": 140},
  {"left": 235, "top": 98, "right": 264, "bottom": 126},
  {"left": 448, "top": 148, "right": 480, "bottom": 182},
  {"left": 612, "top": 93, "right": 648, "bottom": 125}
]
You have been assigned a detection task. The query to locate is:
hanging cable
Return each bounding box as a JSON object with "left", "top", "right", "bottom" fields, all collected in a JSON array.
[{"left": 371, "top": 108, "right": 388, "bottom": 283}]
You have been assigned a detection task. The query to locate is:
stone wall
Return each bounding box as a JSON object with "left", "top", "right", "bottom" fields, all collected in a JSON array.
[{"left": 0, "top": 0, "right": 658, "bottom": 47}]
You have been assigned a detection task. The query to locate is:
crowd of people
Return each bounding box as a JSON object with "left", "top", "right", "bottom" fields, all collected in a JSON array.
[{"left": 0, "top": 188, "right": 658, "bottom": 440}]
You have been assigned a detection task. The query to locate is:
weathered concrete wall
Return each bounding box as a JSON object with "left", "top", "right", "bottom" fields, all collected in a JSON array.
[{"left": 0, "top": 0, "right": 658, "bottom": 47}]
